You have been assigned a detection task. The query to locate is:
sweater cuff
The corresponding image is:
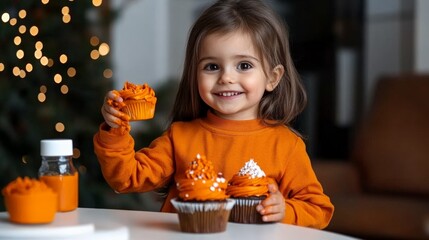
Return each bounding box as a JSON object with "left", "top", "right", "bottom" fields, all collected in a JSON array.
[
  {"left": 96, "top": 122, "right": 131, "bottom": 147},
  {"left": 283, "top": 200, "right": 295, "bottom": 224}
]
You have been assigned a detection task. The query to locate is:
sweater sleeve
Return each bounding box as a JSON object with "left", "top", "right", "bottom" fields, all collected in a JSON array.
[
  {"left": 93, "top": 122, "right": 175, "bottom": 193},
  {"left": 280, "top": 137, "right": 334, "bottom": 229}
]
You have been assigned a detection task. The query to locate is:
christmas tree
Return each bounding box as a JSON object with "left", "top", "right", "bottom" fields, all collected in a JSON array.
[{"left": 0, "top": 0, "right": 166, "bottom": 211}]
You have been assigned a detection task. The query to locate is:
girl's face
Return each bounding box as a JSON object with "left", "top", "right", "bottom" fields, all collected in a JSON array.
[{"left": 197, "top": 31, "right": 281, "bottom": 120}]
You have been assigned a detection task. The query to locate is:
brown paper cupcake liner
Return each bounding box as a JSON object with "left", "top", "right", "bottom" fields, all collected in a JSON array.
[
  {"left": 229, "top": 197, "right": 269, "bottom": 224},
  {"left": 171, "top": 198, "right": 235, "bottom": 233}
]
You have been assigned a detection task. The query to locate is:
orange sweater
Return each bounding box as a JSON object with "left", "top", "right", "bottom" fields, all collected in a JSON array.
[{"left": 93, "top": 111, "right": 334, "bottom": 229}]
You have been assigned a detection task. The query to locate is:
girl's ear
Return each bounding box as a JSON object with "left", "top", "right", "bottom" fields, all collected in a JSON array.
[{"left": 265, "top": 64, "right": 284, "bottom": 92}]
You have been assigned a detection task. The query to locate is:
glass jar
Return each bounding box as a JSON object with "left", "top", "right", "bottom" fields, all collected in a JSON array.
[{"left": 38, "top": 139, "right": 78, "bottom": 212}]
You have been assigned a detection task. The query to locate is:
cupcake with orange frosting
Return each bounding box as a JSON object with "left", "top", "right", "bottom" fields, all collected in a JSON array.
[
  {"left": 2, "top": 177, "right": 57, "bottom": 224},
  {"left": 110, "top": 81, "right": 157, "bottom": 121},
  {"left": 226, "top": 159, "right": 272, "bottom": 224},
  {"left": 171, "top": 154, "right": 235, "bottom": 233}
]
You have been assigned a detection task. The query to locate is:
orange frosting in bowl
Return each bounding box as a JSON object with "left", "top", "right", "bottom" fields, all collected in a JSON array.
[
  {"left": 2, "top": 177, "right": 57, "bottom": 224},
  {"left": 176, "top": 154, "right": 228, "bottom": 201}
]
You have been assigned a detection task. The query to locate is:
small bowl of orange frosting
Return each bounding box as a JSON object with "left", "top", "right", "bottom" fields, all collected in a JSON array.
[{"left": 2, "top": 177, "right": 57, "bottom": 224}]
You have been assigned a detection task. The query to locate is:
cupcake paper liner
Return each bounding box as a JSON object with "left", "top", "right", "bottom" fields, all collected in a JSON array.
[
  {"left": 171, "top": 198, "right": 235, "bottom": 233},
  {"left": 121, "top": 100, "right": 155, "bottom": 120},
  {"left": 229, "top": 197, "right": 267, "bottom": 224}
]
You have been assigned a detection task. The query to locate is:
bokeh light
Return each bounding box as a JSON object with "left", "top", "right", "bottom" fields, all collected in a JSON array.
[
  {"left": 90, "top": 49, "right": 100, "bottom": 60},
  {"left": 14, "top": 36, "right": 21, "bottom": 45},
  {"left": 99, "top": 43, "right": 110, "bottom": 56},
  {"left": 54, "top": 73, "right": 62, "bottom": 83},
  {"left": 61, "top": 85, "right": 69, "bottom": 94},
  {"left": 1, "top": 13, "right": 10, "bottom": 23},
  {"left": 67, "top": 67, "right": 76, "bottom": 77},
  {"left": 38, "top": 93, "right": 46, "bottom": 102},
  {"left": 55, "top": 122, "right": 65, "bottom": 132},
  {"left": 92, "top": 0, "right": 103, "bottom": 7},
  {"left": 103, "top": 68, "right": 113, "bottom": 78}
]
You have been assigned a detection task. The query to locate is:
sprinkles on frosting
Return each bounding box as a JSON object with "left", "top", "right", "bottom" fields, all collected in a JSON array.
[
  {"left": 177, "top": 154, "right": 227, "bottom": 200},
  {"left": 238, "top": 159, "right": 266, "bottom": 178}
]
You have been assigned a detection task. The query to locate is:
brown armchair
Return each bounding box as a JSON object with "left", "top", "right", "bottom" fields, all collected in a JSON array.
[{"left": 313, "top": 74, "right": 429, "bottom": 239}]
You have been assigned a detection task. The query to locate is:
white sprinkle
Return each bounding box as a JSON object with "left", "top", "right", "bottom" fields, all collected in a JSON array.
[
  {"left": 238, "top": 159, "right": 266, "bottom": 178},
  {"left": 210, "top": 186, "right": 215, "bottom": 191}
]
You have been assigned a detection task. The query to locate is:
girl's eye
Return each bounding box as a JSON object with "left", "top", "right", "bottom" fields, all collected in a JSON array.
[
  {"left": 237, "top": 62, "right": 253, "bottom": 70},
  {"left": 203, "top": 63, "right": 219, "bottom": 71}
]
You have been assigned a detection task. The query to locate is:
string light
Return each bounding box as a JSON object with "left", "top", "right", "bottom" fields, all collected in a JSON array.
[
  {"left": 67, "top": 67, "right": 76, "bottom": 77},
  {"left": 18, "top": 10, "right": 27, "bottom": 19},
  {"left": 59, "top": 54, "right": 68, "bottom": 64},
  {"left": 54, "top": 73, "right": 62, "bottom": 84},
  {"left": 34, "top": 50, "right": 43, "bottom": 59},
  {"left": 19, "top": 70, "right": 26, "bottom": 78},
  {"left": 90, "top": 36, "right": 99, "bottom": 46},
  {"left": 55, "top": 122, "right": 65, "bottom": 132},
  {"left": 30, "top": 26, "right": 39, "bottom": 36},
  {"left": 1, "top": 1, "right": 112, "bottom": 134},
  {"left": 35, "top": 41, "right": 43, "bottom": 50},
  {"left": 63, "top": 14, "right": 71, "bottom": 23},
  {"left": 9, "top": 18, "right": 17, "bottom": 26},
  {"left": 92, "top": 0, "right": 103, "bottom": 7},
  {"left": 16, "top": 49, "right": 24, "bottom": 59},
  {"left": 99, "top": 43, "right": 110, "bottom": 56},
  {"left": 103, "top": 68, "right": 113, "bottom": 78},
  {"left": 14, "top": 36, "right": 22, "bottom": 45},
  {"left": 47, "top": 58, "right": 54, "bottom": 67},
  {"left": 40, "top": 56, "right": 48, "bottom": 66},
  {"left": 18, "top": 25, "right": 27, "bottom": 34},
  {"left": 1, "top": 13, "right": 10, "bottom": 23},
  {"left": 12, "top": 67, "right": 20, "bottom": 76},
  {"left": 38, "top": 93, "right": 46, "bottom": 102},
  {"left": 40, "top": 85, "right": 47, "bottom": 93},
  {"left": 61, "top": 85, "right": 69, "bottom": 94},
  {"left": 62, "top": 7, "right": 70, "bottom": 15},
  {"left": 26, "top": 63, "right": 33, "bottom": 72},
  {"left": 90, "top": 49, "right": 100, "bottom": 60}
]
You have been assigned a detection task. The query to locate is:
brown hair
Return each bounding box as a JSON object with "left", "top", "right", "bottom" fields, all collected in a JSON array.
[{"left": 170, "top": 0, "right": 307, "bottom": 127}]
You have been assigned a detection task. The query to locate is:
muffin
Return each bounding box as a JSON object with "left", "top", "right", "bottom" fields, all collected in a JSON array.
[
  {"left": 2, "top": 177, "right": 57, "bottom": 224},
  {"left": 170, "top": 154, "right": 235, "bottom": 233},
  {"left": 113, "top": 81, "right": 157, "bottom": 120},
  {"left": 226, "top": 159, "right": 272, "bottom": 224}
]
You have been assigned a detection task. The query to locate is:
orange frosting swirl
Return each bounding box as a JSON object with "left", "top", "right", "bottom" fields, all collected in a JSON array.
[
  {"left": 118, "top": 81, "right": 157, "bottom": 103},
  {"left": 177, "top": 154, "right": 228, "bottom": 201},
  {"left": 226, "top": 175, "right": 270, "bottom": 197},
  {"left": 226, "top": 159, "right": 271, "bottom": 198},
  {"left": 2, "top": 177, "right": 55, "bottom": 196}
]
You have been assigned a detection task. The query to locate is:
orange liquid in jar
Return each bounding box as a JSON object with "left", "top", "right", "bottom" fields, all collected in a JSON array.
[{"left": 40, "top": 173, "right": 78, "bottom": 212}]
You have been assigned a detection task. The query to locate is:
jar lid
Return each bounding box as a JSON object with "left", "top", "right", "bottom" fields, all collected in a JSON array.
[{"left": 40, "top": 139, "right": 73, "bottom": 156}]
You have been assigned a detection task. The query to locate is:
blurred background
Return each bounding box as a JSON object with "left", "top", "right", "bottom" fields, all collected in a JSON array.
[{"left": 1, "top": 0, "right": 428, "bottom": 239}]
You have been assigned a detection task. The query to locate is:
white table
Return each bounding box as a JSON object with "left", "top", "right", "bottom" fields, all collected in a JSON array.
[{"left": 0, "top": 208, "right": 359, "bottom": 240}]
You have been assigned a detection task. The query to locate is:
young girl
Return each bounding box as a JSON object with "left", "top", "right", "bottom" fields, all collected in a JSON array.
[{"left": 94, "top": 0, "right": 334, "bottom": 229}]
